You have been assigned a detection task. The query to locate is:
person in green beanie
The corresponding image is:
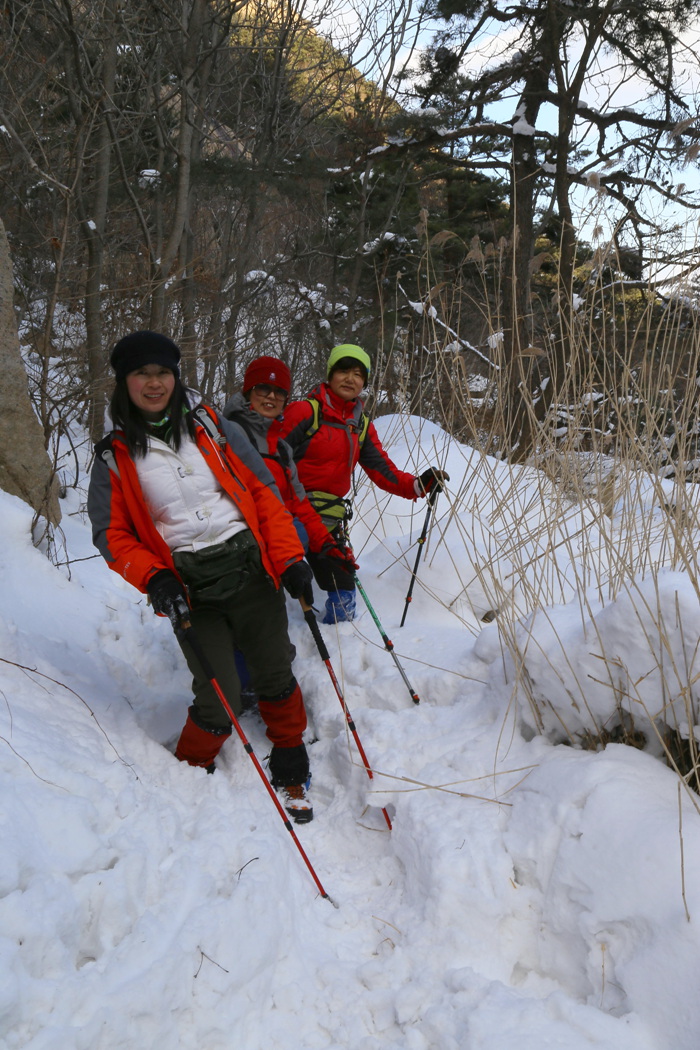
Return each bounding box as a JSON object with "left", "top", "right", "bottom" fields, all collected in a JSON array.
[{"left": 273, "top": 344, "right": 448, "bottom": 623}]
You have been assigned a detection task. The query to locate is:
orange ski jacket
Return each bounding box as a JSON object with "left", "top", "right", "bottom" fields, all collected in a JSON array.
[{"left": 87, "top": 404, "right": 305, "bottom": 595}]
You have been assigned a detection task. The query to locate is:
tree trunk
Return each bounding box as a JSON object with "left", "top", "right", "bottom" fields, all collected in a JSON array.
[
  {"left": 502, "top": 21, "right": 563, "bottom": 461},
  {"left": 0, "top": 217, "right": 61, "bottom": 527},
  {"left": 148, "top": 0, "right": 206, "bottom": 330},
  {"left": 502, "top": 97, "right": 546, "bottom": 460},
  {"left": 83, "top": 10, "right": 118, "bottom": 444}
]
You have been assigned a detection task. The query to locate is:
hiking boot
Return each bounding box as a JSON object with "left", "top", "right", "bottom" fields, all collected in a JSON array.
[
  {"left": 321, "top": 588, "right": 356, "bottom": 624},
  {"left": 277, "top": 781, "right": 313, "bottom": 824}
]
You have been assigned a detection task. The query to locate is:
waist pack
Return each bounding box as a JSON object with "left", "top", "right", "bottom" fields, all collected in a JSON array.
[
  {"left": 307, "top": 491, "right": 353, "bottom": 524},
  {"left": 173, "top": 529, "right": 261, "bottom": 603}
]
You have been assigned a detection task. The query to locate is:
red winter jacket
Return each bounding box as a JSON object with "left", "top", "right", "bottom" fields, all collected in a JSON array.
[
  {"left": 222, "top": 392, "right": 332, "bottom": 552},
  {"left": 273, "top": 382, "right": 418, "bottom": 501},
  {"left": 87, "top": 405, "right": 305, "bottom": 594},
  {"left": 257, "top": 440, "right": 332, "bottom": 552}
]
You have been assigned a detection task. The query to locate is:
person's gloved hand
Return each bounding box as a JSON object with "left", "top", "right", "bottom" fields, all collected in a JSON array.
[
  {"left": 416, "top": 467, "right": 450, "bottom": 497},
  {"left": 147, "top": 569, "right": 189, "bottom": 628},
  {"left": 281, "top": 560, "right": 314, "bottom": 606},
  {"left": 320, "top": 540, "right": 360, "bottom": 573}
]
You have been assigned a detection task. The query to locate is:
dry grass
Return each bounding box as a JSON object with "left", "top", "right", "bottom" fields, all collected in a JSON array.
[{"left": 362, "top": 246, "right": 700, "bottom": 790}]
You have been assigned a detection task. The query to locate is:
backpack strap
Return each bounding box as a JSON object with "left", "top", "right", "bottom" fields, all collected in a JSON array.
[
  {"left": 357, "top": 412, "right": 369, "bottom": 447},
  {"left": 262, "top": 446, "right": 292, "bottom": 470},
  {"left": 304, "top": 398, "right": 322, "bottom": 440},
  {"left": 303, "top": 398, "right": 369, "bottom": 446},
  {"left": 94, "top": 434, "right": 120, "bottom": 478},
  {"left": 192, "top": 404, "right": 227, "bottom": 446}
]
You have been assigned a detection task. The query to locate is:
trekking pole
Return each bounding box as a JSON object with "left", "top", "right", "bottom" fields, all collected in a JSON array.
[
  {"left": 399, "top": 487, "right": 440, "bottom": 628},
  {"left": 300, "top": 599, "right": 392, "bottom": 831},
  {"left": 170, "top": 601, "right": 336, "bottom": 906},
  {"left": 353, "top": 575, "right": 421, "bottom": 705}
]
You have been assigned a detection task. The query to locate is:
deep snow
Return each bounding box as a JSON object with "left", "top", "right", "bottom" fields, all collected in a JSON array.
[{"left": 1, "top": 414, "right": 699, "bottom": 1049}]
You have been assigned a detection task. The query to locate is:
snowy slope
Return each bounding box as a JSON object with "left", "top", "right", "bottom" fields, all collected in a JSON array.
[{"left": 1, "top": 419, "right": 699, "bottom": 1050}]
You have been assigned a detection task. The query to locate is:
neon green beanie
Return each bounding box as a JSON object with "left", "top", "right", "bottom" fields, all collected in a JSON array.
[{"left": 326, "top": 344, "right": 371, "bottom": 380}]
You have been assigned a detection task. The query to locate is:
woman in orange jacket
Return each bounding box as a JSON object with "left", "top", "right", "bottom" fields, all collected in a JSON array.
[{"left": 87, "top": 331, "right": 315, "bottom": 822}]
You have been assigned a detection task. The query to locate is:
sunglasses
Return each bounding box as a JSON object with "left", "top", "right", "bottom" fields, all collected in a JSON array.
[{"left": 252, "top": 384, "right": 287, "bottom": 400}]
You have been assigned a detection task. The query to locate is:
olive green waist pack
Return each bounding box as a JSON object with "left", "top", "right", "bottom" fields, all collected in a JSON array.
[
  {"left": 172, "top": 529, "right": 262, "bottom": 602},
  {"left": 307, "top": 491, "right": 352, "bottom": 522}
]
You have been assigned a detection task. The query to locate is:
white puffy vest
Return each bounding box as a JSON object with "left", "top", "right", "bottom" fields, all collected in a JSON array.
[{"left": 134, "top": 433, "right": 247, "bottom": 552}]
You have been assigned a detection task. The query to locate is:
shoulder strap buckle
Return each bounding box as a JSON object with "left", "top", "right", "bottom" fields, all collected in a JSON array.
[
  {"left": 193, "top": 405, "right": 226, "bottom": 446},
  {"left": 95, "top": 435, "right": 120, "bottom": 478}
]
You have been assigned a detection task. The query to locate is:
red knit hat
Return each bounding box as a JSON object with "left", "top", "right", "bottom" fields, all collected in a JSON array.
[{"left": 243, "top": 356, "right": 291, "bottom": 394}]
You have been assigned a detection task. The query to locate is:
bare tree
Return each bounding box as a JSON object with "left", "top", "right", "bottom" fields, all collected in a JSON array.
[
  {"left": 0, "top": 216, "right": 60, "bottom": 529},
  {"left": 0, "top": 0, "right": 443, "bottom": 439},
  {"left": 394, "top": 0, "right": 700, "bottom": 454}
]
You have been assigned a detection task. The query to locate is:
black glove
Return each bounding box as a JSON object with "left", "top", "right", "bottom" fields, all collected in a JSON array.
[
  {"left": 320, "top": 540, "right": 360, "bottom": 573},
  {"left": 147, "top": 569, "right": 189, "bottom": 628},
  {"left": 417, "top": 467, "right": 450, "bottom": 497},
  {"left": 281, "top": 560, "right": 314, "bottom": 605}
]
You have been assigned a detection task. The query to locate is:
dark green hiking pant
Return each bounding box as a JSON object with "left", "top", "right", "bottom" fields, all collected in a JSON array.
[{"left": 173, "top": 533, "right": 294, "bottom": 730}]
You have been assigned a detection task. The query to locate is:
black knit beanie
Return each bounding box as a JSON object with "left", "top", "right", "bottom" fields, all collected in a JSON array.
[{"left": 110, "top": 331, "right": 181, "bottom": 380}]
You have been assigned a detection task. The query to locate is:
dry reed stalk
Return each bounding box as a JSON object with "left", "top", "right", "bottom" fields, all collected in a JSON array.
[{"left": 348, "top": 234, "right": 700, "bottom": 792}]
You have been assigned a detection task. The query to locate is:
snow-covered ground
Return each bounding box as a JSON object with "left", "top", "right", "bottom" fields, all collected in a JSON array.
[{"left": 2, "top": 415, "right": 700, "bottom": 1049}]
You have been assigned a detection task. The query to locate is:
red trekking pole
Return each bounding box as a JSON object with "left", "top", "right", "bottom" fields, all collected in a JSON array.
[
  {"left": 171, "top": 602, "right": 336, "bottom": 906},
  {"left": 300, "top": 599, "right": 392, "bottom": 830}
]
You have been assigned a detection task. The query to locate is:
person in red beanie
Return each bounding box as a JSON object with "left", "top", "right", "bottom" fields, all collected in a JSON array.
[
  {"left": 223, "top": 356, "right": 357, "bottom": 574},
  {"left": 87, "top": 332, "right": 315, "bottom": 822}
]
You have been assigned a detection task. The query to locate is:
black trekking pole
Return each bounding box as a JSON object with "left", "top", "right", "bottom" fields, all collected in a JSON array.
[
  {"left": 300, "top": 599, "right": 392, "bottom": 830},
  {"left": 399, "top": 487, "right": 440, "bottom": 628},
  {"left": 170, "top": 601, "right": 336, "bottom": 906},
  {"left": 353, "top": 575, "right": 421, "bottom": 705}
]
